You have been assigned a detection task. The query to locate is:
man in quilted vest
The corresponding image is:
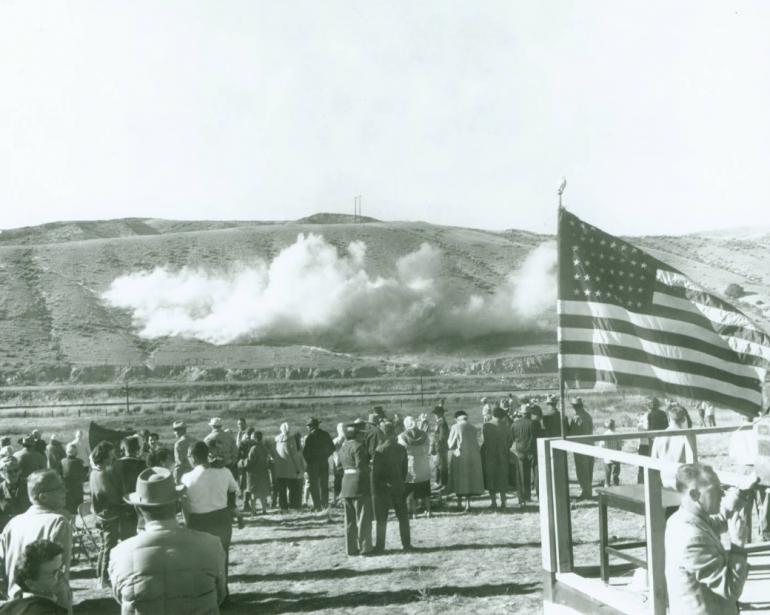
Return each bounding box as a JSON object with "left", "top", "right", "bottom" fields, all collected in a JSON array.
[{"left": 109, "top": 467, "right": 226, "bottom": 615}]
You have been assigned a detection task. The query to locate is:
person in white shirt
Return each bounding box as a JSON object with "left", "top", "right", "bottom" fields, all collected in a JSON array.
[
  {"left": 180, "top": 441, "right": 238, "bottom": 600},
  {"left": 598, "top": 419, "right": 622, "bottom": 487},
  {"left": 651, "top": 404, "right": 696, "bottom": 489},
  {"left": 728, "top": 416, "right": 769, "bottom": 541}
]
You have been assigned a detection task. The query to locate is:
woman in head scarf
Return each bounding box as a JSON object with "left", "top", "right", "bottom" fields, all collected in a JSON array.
[
  {"left": 398, "top": 416, "right": 432, "bottom": 518},
  {"left": 273, "top": 423, "right": 304, "bottom": 512}
]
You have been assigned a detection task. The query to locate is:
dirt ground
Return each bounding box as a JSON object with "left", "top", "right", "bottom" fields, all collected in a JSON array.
[{"left": 71, "top": 499, "right": 544, "bottom": 615}]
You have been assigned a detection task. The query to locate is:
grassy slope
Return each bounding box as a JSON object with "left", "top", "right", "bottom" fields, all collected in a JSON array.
[{"left": 1, "top": 217, "right": 770, "bottom": 383}]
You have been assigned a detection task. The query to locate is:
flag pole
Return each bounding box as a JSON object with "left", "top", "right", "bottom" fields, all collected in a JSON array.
[{"left": 557, "top": 178, "right": 567, "bottom": 439}]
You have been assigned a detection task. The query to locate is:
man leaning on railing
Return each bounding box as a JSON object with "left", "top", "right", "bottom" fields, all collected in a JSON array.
[{"left": 664, "top": 463, "right": 750, "bottom": 615}]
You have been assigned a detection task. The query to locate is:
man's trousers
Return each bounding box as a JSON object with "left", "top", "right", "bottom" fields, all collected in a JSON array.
[
  {"left": 574, "top": 453, "right": 594, "bottom": 497},
  {"left": 343, "top": 496, "right": 373, "bottom": 555},
  {"left": 373, "top": 490, "right": 411, "bottom": 551},
  {"left": 96, "top": 517, "right": 120, "bottom": 584},
  {"left": 513, "top": 452, "right": 533, "bottom": 502},
  {"left": 307, "top": 462, "right": 330, "bottom": 510}
]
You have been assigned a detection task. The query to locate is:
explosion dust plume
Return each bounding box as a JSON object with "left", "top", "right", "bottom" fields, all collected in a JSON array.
[{"left": 102, "top": 234, "right": 557, "bottom": 351}]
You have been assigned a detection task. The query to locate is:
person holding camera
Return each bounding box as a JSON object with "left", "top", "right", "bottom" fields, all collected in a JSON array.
[{"left": 664, "top": 463, "right": 749, "bottom": 615}]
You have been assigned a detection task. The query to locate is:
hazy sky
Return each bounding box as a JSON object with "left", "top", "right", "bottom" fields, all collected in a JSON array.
[{"left": 2, "top": 1, "right": 769, "bottom": 235}]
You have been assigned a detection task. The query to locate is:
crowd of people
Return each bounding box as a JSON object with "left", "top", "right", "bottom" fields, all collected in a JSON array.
[{"left": 0, "top": 391, "right": 754, "bottom": 614}]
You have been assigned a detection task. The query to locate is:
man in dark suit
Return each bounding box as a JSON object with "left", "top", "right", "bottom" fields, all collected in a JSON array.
[
  {"left": 511, "top": 406, "right": 540, "bottom": 506},
  {"left": 338, "top": 424, "right": 372, "bottom": 556},
  {"left": 372, "top": 422, "right": 411, "bottom": 552},
  {"left": 302, "top": 418, "right": 335, "bottom": 512}
]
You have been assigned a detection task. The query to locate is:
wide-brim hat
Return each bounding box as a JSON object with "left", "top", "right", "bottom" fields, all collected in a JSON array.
[
  {"left": 172, "top": 420, "right": 186, "bottom": 430},
  {"left": 306, "top": 418, "right": 319, "bottom": 428},
  {"left": 208, "top": 417, "right": 222, "bottom": 428},
  {"left": 125, "top": 467, "right": 184, "bottom": 507}
]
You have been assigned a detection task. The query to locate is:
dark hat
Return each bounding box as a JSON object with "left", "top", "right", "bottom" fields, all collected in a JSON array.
[
  {"left": 20, "top": 436, "right": 36, "bottom": 448},
  {"left": 344, "top": 424, "right": 358, "bottom": 438},
  {"left": 172, "top": 420, "right": 186, "bottom": 431},
  {"left": 647, "top": 396, "right": 661, "bottom": 411},
  {"left": 306, "top": 418, "right": 319, "bottom": 428},
  {"left": 431, "top": 406, "right": 445, "bottom": 415},
  {"left": 125, "top": 467, "right": 184, "bottom": 507},
  {"left": 571, "top": 397, "right": 584, "bottom": 409},
  {"left": 454, "top": 410, "right": 468, "bottom": 419},
  {"left": 372, "top": 406, "right": 385, "bottom": 417}
]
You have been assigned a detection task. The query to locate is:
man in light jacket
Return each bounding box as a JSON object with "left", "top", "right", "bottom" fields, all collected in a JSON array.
[
  {"left": 109, "top": 466, "right": 226, "bottom": 615},
  {"left": 0, "top": 470, "right": 72, "bottom": 614},
  {"left": 665, "top": 463, "right": 749, "bottom": 615}
]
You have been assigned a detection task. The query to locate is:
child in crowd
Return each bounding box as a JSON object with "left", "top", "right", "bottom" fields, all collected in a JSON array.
[{"left": 599, "top": 419, "right": 622, "bottom": 487}]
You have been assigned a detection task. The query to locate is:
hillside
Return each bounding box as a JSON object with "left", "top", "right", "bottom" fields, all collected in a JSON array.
[{"left": 0, "top": 216, "right": 769, "bottom": 384}]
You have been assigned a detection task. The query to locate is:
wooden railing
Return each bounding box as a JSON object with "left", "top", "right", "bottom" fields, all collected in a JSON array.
[{"left": 538, "top": 425, "right": 754, "bottom": 615}]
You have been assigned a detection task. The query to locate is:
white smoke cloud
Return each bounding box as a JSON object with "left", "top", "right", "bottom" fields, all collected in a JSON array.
[{"left": 102, "top": 233, "right": 557, "bottom": 351}]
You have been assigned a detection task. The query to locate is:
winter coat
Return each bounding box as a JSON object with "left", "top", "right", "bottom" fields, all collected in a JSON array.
[
  {"left": 481, "top": 420, "right": 509, "bottom": 493},
  {"left": 272, "top": 433, "right": 304, "bottom": 480},
  {"left": 447, "top": 418, "right": 484, "bottom": 496},
  {"left": 302, "top": 429, "right": 335, "bottom": 467},
  {"left": 338, "top": 440, "right": 370, "bottom": 498},
  {"left": 61, "top": 456, "right": 87, "bottom": 514},
  {"left": 398, "top": 429, "right": 431, "bottom": 483},
  {"left": 109, "top": 519, "right": 226, "bottom": 615},
  {"left": 239, "top": 441, "right": 272, "bottom": 498},
  {"left": 372, "top": 440, "right": 408, "bottom": 496}
]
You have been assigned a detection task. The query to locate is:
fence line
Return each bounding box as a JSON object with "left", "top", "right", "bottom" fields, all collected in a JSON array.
[{"left": 0, "top": 385, "right": 561, "bottom": 413}]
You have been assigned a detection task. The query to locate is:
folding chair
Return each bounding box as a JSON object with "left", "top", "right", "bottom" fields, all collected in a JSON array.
[{"left": 71, "top": 501, "right": 99, "bottom": 566}]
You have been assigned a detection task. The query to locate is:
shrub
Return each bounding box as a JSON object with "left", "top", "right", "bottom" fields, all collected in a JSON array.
[{"left": 724, "top": 283, "right": 746, "bottom": 299}]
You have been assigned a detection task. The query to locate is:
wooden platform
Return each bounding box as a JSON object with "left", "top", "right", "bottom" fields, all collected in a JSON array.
[{"left": 544, "top": 551, "right": 770, "bottom": 614}]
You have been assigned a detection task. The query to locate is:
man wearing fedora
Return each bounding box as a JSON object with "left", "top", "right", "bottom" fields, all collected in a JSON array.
[
  {"left": 302, "top": 418, "right": 335, "bottom": 512},
  {"left": 171, "top": 421, "right": 193, "bottom": 484},
  {"left": 110, "top": 467, "right": 227, "bottom": 615}
]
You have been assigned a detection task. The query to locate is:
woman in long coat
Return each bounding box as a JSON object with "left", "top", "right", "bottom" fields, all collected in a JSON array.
[
  {"left": 239, "top": 431, "right": 272, "bottom": 514},
  {"left": 447, "top": 410, "right": 484, "bottom": 512},
  {"left": 481, "top": 408, "right": 509, "bottom": 509},
  {"left": 273, "top": 423, "right": 304, "bottom": 512}
]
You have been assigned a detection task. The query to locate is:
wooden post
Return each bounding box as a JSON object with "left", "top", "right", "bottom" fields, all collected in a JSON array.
[
  {"left": 551, "top": 447, "right": 573, "bottom": 572},
  {"left": 538, "top": 439, "right": 557, "bottom": 572},
  {"left": 643, "top": 467, "right": 667, "bottom": 615}
]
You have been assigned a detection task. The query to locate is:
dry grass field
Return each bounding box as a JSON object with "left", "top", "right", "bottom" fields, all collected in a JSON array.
[{"left": 0, "top": 388, "right": 749, "bottom": 614}]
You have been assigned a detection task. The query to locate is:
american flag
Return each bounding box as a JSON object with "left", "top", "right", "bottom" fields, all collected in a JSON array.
[{"left": 558, "top": 208, "right": 770, "bottom": 417}]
